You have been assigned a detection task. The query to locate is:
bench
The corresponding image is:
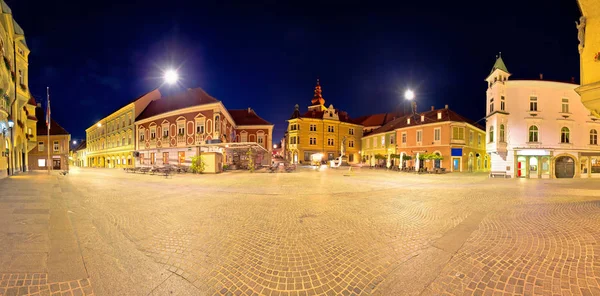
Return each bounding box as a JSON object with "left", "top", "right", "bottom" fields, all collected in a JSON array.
[
  {"left": 490, "top": 171, "right": 508, "bottom": 178},
  {"left": 138, "top": 167, "right": 150, "bottom": 174}
]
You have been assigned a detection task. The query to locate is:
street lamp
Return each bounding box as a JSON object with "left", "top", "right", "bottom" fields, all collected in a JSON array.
[
  {"left": 97, "top": 123, "right": 102, "bottom": 127},
  {"left": 164, "top": 69, "right": 179, "bottom": 85},
  {"left": 7, "top": 119, "right": 13, "bottom": 175},
  {"left": 72, "top": 140, "right": 77, "bottom": 145},
  {"left": 273, "top": 144, "right": 277, "bottom": 149},
  {"left": 404, "top": 89, "right": 415, "bottom": 100}
]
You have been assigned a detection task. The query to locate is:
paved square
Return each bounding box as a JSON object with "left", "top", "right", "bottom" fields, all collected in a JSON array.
[{"left": 1, "top": 168, "right": 600, "bottom": 295}]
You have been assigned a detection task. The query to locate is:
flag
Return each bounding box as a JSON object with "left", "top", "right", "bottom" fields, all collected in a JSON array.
[{"left": 46, "top": 88, "right": 50, "bottom": 128}]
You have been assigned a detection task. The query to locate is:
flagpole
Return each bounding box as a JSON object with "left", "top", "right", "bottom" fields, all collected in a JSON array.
[{"left": 47, "top": 87, "right": 50, "bottom": 175}]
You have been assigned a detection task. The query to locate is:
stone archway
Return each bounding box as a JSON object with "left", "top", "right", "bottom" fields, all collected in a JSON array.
[{"left": 555, "top": 155, "right": 575, "bottom": 178}]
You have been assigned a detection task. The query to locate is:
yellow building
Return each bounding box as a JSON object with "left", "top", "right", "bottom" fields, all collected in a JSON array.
[
  {"left": 0, "top": 1, "right": 36, "bottom": 179},
  {"left": 85, "top": 89, "right": 160, "bottom": 168},
  {"left": 576, "top": 0, "right": 600, "bottom": 117},
  {"left": 286, "top": 80, "right": 363, "bottom": 164}
]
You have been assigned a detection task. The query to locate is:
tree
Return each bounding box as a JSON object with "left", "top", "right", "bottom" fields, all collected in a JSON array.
[
  {"left": 246, "top": 148, "right": 255, "bottom": 173},
  {"left": 374, "top": 154, "right": 386, "bottom": 160},
  {"left": 190, "top": 155, "right": 206, "bottom": 174},
  {"left": 402, "top": 155, "right": 412, "bottom": 161}
]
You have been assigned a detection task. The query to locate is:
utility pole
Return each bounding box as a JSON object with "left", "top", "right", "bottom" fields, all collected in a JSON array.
[{"left": 46, "top": 87, "right": 50, "bottom": 175}]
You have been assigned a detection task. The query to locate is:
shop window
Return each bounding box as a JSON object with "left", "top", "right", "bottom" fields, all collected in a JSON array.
[
  {"left": 162, "top": 152, "right": 169, "bottom": 164},
  {"left": 591, "top": 157, "right": 600, "bottom": 174}
]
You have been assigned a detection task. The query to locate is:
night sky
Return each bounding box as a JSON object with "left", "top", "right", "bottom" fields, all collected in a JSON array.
[{"left": 7, "top": 0, "right": 581, "bottom": 143}]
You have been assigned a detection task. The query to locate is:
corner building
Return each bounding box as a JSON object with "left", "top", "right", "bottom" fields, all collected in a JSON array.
[
  {"left": 86, "top": 89, "right": 160, "bottom": 168},
  {"left": 0, "top": 1, "right": 36, "bottom": 178},
  {"left": 485, "top": 56, "right": 600, "bottom": 178},
  {"left": 286, "top": 80, "right": 363, "bottom": 164},
  {"left": 28, "top": 103, "right": 70, "bottom": 170},
  {"left": 135, "top": 88, "right": 273, "bottom": 172},
  {"left": 576, "top": 0, "right": 600, "bottom": 117}
]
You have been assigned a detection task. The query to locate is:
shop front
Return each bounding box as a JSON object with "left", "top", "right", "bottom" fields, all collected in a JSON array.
[
  {"left": 580, "top": 152, "right": 600, "bottom": 178},
  {"left": 515, "top": 149, "right": 552, "bottom": 178}
]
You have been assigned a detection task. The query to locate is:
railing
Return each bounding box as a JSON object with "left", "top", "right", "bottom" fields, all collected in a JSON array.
[
  {"left": 0, "top": 97, "right": 7, "bottom": 113},
  {"left": 195, "top": 134, "right": 204, "bottom": 145},
  {"left": 177, "top": 135, "right": 186, "bottom": 145}
]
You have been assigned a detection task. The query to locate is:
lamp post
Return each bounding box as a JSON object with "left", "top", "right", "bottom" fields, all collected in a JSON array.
[{"left": 7, "top": 119, "right": 13, "bottom": 175}]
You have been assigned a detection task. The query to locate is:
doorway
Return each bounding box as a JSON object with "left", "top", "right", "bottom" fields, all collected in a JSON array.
[
  {"left": 555, "top": 156, "right": 575, "bottom": 178},
  {"left": 517, "top": 156, "right": 526, "bottom": 177},
  {"left": 53, "top": 159, "right": 61, "bottom": 170},
  {"left": 452, "top": 158, "right": 460, "bottom": 171}
]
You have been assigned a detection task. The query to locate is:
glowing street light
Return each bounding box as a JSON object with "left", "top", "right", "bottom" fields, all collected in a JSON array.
[
  {"left": 164, "top": 69, "right": 179, "bottom": 85},
  {"left": 72, "top": 140, "right": 77, "bottom": 145},
  {"left": 273, "top": 144, "right": 277, "bottom": 149},
  {"left": 404, "top": 89, "right": 415, "bottom": 100}
]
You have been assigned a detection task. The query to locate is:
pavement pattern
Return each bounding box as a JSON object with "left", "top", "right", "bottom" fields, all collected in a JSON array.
[{"left": 0, "top": 168, "right": 599, "bottom": 295}]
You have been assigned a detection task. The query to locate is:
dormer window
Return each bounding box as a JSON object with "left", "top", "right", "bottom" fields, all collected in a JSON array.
[
  {"left": 421, "top": 115, "right": 424, "bottom": 122},
  {"left": 407, "top": 118, "right": 410, "bottom": 124},
  {"left": 437, "top": 112, "right": 442, "bottom": 120}
]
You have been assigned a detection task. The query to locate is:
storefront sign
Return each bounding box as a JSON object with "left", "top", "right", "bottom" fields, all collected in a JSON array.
[
  {"left": 517, "top": 149, "right": 550, "bottom": 156},
  {"left": 451, "top": 148, "right": 462, "bottom": 157}
]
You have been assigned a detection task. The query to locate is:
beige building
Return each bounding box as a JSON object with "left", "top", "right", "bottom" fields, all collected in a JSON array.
[
  {"left": 71, "top": 140, "right": 87, "bottom": 167},
  {"left": 86, "top": 89, "right": 160, "bottom": 168},
  {"left": 0, "top": 1, "right": 36, "bottom": 178},
  {"left": 28, "top": 104, "right": 70, "bottom": 170}
]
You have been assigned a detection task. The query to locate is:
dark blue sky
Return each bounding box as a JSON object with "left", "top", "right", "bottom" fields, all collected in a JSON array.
[{"left": 7, "top": 0, "right": 581, "bottom": 142}]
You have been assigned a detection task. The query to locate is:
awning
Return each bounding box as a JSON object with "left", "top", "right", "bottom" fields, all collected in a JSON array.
[{"left": 198, "top": 142, "right": 268, "bottom": 153}]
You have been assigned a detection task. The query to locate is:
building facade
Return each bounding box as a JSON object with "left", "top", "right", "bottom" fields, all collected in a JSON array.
[
  {"left": 576, "top": 0, "right": 600, "bottom": 118},
  {"left": 286, "top": 80, "right": 363, "bottom": 164},
  {"left": 135, "top": 88, "right": 273, "bottom": 172},
  {"left": 28, "top": 104, "right": 70, "bottom": 170},
  {"left": 71, "top": 140, "right": 87, "bottom": 167},
  {"left": 0, "top": 1, "right": 36, "bottom": 179},
  {"left": 85, "top": 89, "right": 160, "bottom": 168},
  {"left": 485, "top": 56, "right": 600, "bottom": 178},
  {"left": 385, "top": 106, "right": 487, "bottom": 172},
  {"left": 361, "top": 130, "right": 397, "bottom": 167}
]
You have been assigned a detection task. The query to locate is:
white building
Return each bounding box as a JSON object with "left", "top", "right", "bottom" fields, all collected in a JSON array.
[{"left": 485, "top": 55, "right": 600, "bottom": 178}]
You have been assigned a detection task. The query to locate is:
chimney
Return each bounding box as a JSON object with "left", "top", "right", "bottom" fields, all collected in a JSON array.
[
  {"left": 431, "top": 106, "right": 434, "bottom": 111},
  {"left": 445, "top": 104, "right": 448, "bottom": 109},
  {"left": 247, "top": 107, "right": 252, "bottom": 113},
  {"left": 539, "top": 73, "right": 543, "bottom": 80}
]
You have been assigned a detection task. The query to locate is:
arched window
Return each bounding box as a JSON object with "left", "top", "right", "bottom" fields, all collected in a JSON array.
[
  {"left": 499, "top": 124, "right": 505, "bottom": 142},
  {"left": 561, "top": 127, "right": 570, "bottom": 143},
  {"left": 488, "top": 126, "right": 494, "bottom": 143},
  {"left": 591, "top": 129, "right": 598, "bottom": 145},
  {"left": 528, "top": 126, "right": 538, "bottom": 142}
]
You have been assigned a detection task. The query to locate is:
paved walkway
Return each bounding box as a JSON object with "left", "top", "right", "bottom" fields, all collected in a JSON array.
[{"left": 0, "top": 168, "right": 599, "bottom": 295}]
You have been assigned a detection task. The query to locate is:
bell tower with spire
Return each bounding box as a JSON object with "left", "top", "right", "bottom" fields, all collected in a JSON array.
[
  {"left": 308, "top": 79, "right": 327, "bottom": 112},
  {"left": 485, "top": 53, "right": 510, "bottom": 165}
]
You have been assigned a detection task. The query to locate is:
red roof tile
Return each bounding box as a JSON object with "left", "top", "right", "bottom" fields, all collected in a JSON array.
[
  {"left": 136, "top": 88, "right": 219, "bottom": 121},
  {"left": 366, "top": 108, "right": 483, "bottom": 136},
  {"left": 289, "top": 108, "right": 357, "bottom": 124},
  {"left": 228, "top": 109, "right": 272, "bottom": 126},
  {"left": 356, "top": 111, "right": 407, "bottom": 128}
]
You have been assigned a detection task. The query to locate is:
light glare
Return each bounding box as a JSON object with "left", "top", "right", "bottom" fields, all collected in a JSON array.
[
  {"left": 405, "top": 89, "right": 415, "bottom": 100},
  {"left": 164, "top": 70, "right": 179, "bottom": 85}
]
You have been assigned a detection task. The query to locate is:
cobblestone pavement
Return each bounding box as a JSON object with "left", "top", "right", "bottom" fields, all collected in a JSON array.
[{"left": 1, "top": 168, "right": 600, "bottom": 295}]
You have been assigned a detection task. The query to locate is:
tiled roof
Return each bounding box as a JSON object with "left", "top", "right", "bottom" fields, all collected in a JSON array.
[
  {"left": 355, "top": 111, "right": 406, "bottom": 128},
  {"left": 73, "top": 140, "right": 87, "bottom": 151},
  {"left": 35, "top": 106, "right": 69, "bottom": 136},
  {"left": 229, "top": 109, "right": 272, "bottom": 126},
  {"left": 137, "top": 88, "right": 219, "bottom": 121},
  {"left": 366, "top": 108, "right": 483, "bottom": 136}
]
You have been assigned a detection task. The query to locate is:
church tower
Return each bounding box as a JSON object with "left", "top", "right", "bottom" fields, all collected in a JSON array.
[
  {"left": 485, "top": 53, "right": 510, "bottom": 166},
  {"left": 308, "top": 79, "right": 327, "bottom": 112}
]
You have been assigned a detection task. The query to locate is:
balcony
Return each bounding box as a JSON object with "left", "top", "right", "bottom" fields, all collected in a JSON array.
[
  {"left": 0, "top": 97, "right": 7, "bottom": 115},
  {"left": 177, "top": 135, "right": 186, "bottom": 146},
  {"left": 195, "top": 134, "right": 205, "bottom": 145},
  {"left": 450, "top": 138, "right": 466, "bottom": 145}
]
